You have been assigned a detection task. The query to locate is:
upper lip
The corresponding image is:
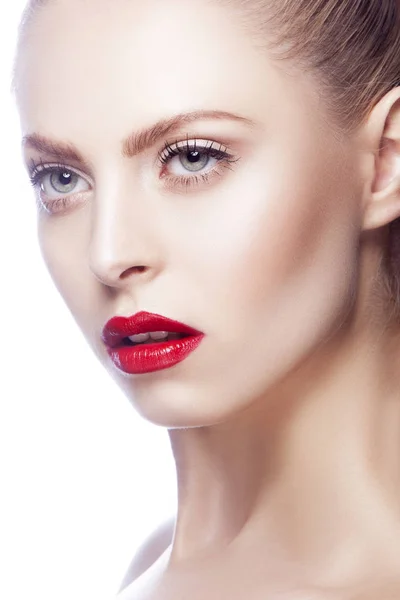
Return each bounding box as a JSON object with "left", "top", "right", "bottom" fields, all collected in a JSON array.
[{"left": 102, "top": 311, "right": 203, "bottom": 348}]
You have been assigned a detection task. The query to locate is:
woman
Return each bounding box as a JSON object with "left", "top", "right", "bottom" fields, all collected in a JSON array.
[{"left": 12, "top": 0, "right": 400, "bottom": 597}]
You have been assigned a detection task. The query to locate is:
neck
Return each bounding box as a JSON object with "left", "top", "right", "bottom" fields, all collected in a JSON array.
[{"left": 167, "top": 324, "right": 400, "bottom": 587}]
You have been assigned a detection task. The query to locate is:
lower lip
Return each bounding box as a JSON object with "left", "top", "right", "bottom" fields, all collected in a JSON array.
[{"left": 107, "top": 335, "right": 204, "bottom": 375}]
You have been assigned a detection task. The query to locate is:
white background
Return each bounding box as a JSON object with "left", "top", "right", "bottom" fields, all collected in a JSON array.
[{"left": 0, "top": 4, "right": 177, "bottom": 599}]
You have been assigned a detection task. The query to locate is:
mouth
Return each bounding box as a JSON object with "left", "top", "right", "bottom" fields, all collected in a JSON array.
[{"left": 101, "top": 311, "right": 204, "bottom": 375}]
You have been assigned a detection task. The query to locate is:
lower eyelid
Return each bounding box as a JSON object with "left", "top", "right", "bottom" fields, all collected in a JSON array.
[
  {"left": 39, "top": 192, "right": 88, "bottom": 215},
  {"left": 162, "top": 160, "right": 233, "bottom": 192}
]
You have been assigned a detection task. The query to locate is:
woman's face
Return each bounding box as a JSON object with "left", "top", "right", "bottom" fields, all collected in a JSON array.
[{"left": 17, "top": 0, "right": 364, "bottom": 426}]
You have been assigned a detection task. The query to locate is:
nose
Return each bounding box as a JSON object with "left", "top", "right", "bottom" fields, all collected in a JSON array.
[{"left": 88, "top": 186, "right": 164, "bottom": 289}]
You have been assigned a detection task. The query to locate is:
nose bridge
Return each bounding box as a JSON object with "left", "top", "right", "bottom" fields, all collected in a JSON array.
[{"left": 88, "top": 175, "right": 162, "bottom": 286}]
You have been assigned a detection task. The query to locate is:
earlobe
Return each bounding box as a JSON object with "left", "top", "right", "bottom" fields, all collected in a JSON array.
[{"left": 362, "top": 87, "right": 400, "bottom": 232}]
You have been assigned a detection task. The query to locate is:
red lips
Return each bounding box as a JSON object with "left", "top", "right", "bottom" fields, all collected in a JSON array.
[{"left": 102, "top": 311, "right": 204, "bottom": 375}]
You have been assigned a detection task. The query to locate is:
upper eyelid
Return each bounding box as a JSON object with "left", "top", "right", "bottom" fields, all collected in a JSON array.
[
  {"left": 162, "top": 138, "right": 229, "bottom": 150},
  {"left": 28, "top": 161, "right": 94, "bottom": 185},
  {"left": 158, "top": 139, "right": 232, "bottom": 163}
]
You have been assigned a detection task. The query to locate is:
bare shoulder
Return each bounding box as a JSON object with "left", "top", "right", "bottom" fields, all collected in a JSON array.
[{"left": 118, "top": 517, "right": 175, "bottom": 593}]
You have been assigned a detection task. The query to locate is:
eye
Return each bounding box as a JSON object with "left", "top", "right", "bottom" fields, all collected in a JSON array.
[
  {"left": 28, "top": 161, "right": 92, "bottom": 213},
  {"left": 170, "top": 147, "right": 213, "bottom": 173},
  {"left": 158, "top": 139, "right": 239, "bottom": 188},
  {"left": 29, "top": 162, "right": 91, "bottom": 199}
]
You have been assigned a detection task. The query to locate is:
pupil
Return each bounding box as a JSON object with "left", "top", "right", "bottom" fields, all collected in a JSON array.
[
  {"left": 187, "top": 151, "right": 200, "bottom": 163},
  {"left": 60, "top": 172, "right": 71, "bottom": 184}
]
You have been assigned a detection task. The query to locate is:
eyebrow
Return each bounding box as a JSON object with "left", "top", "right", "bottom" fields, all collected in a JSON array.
[{"left": 21, "top": 109, "right": 257, "bottom": 166}]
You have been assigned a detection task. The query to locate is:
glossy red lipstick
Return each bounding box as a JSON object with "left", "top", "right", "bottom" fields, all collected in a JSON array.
[{"left": 102, "top": 311, "right": 204, "bottom": 375}]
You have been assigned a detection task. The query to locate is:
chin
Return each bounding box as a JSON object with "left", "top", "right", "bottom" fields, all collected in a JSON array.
[
  {"left": 110, "top": 365, "right": 276, "bottom": 430},
  {"left": 107, "top": 372, "right": 238, "bottom": 429}
]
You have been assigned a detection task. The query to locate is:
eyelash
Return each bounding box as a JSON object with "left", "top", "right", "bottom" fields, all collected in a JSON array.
[{"left": 28, "top": 138, "right": 240, "bottom": 214}]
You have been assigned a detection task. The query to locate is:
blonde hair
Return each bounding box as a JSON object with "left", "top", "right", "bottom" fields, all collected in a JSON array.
[{"left": 15, "top": 0, "right": 400, "bottom": 317}]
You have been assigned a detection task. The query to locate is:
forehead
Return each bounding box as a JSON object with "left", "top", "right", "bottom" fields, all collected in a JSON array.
[{"left": 15, "top": 0, "right": 323, "bottom": 159}]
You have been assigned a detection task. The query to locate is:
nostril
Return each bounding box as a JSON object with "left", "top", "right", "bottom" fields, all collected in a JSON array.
[{"left": 120, "top": 265, "right": 147, "bottom": 279}]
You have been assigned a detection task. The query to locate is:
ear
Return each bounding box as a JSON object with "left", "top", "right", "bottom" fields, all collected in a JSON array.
[{"left": 362, "top": 87, "right": 400, "bottom": 231}]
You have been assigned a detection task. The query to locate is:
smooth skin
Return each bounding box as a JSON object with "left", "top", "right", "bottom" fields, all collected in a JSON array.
[{"left": 14, "top": 0, "right": 400, "bottom": 597}]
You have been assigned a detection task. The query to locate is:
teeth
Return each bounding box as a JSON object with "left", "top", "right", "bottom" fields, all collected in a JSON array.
[
  {"left": 127, "top": 331, "right": 172, "bottom": 344},
  {"left": 128, "top": 333, "right": 150, "bottom": 343},
  {"left": 149, "top": 331, "right": 169, "bottom": 340}
]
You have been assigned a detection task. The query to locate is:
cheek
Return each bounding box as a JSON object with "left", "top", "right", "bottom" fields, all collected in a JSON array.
[
  {"left": 38, "top": 223, "right": 74, "bottom": 297},
  {"left": 177, "top": 145, "right": 361, "bottom": 342},
  {"left": 152, "top": 153, "right": 362, "bottom": 422},
  {"left": 38, "top": 218, "right": 97, "bottom": 328}
]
